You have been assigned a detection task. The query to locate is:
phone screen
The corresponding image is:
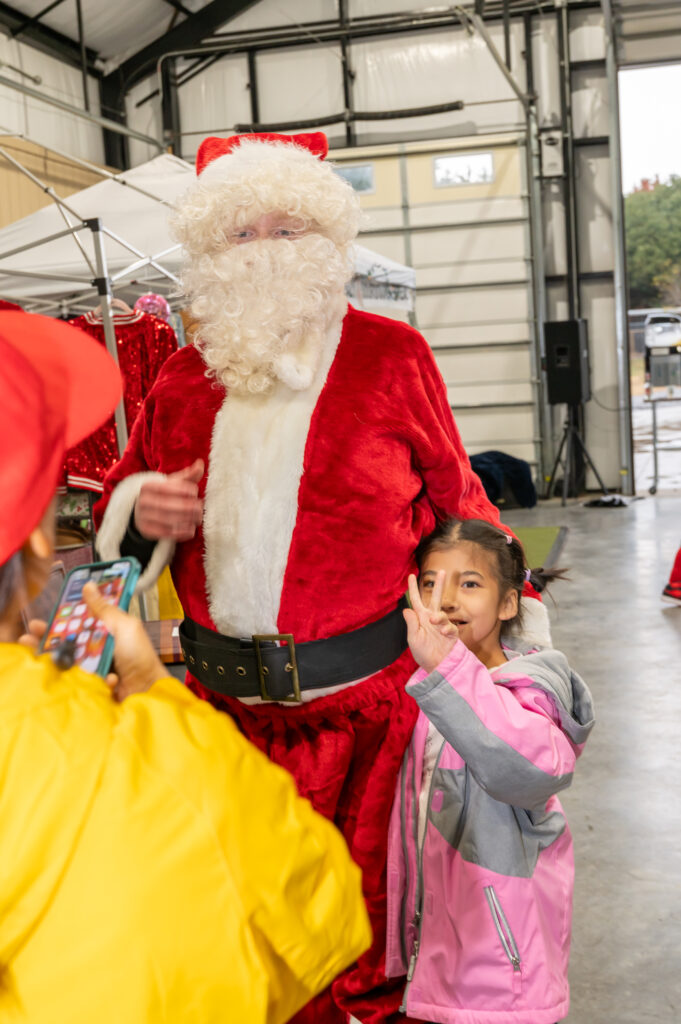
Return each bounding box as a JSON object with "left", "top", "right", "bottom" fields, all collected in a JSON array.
[{"left": 41, "top": 561, "right": 135, "bottom": 674}]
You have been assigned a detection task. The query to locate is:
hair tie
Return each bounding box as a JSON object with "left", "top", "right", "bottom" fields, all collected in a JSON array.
[
  {"left": 506, "top": 534, "right": 513, "bottom": 545},
  {"left": 524, "top": 568, "right": 532, "bottom": 583}
]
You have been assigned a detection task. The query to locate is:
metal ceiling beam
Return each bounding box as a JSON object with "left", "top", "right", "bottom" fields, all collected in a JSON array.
[
  {"left": 111, "top": 0, "right": 260, "bottom": 92},
  {"left": 160, "top": 0, "right": 194, "bottom": 18},
  {"left": 9, "top": 0, "right": 68, "bottom": 40},
  {"left": 0, "top": 0, "right": 100, "bottom": 73}
]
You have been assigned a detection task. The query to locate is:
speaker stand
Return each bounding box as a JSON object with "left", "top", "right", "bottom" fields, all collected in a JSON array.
[{"left": 545, "top": 405, "right": 610, "bottom": 506}]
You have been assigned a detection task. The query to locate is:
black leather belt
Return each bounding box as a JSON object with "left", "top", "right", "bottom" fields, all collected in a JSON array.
[{"left": 179, "top": 601, "right": 408, "bottom": 703}]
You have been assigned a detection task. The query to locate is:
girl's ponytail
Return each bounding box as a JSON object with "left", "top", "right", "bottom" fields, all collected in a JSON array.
[{"left": 527, "top": 566, "right": 569, "bottom": 595}]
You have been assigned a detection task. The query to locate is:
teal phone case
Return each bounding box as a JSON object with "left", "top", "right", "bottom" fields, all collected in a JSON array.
[{"left": 39, "top": 557, "right": 141, "bottom": 677}]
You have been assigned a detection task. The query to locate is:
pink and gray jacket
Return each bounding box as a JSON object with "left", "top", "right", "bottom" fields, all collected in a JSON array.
[{"left": 386, "top": 639, "right": 595, "bottom": 1024}]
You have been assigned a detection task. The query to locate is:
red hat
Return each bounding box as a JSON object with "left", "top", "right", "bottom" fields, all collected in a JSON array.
[
  {"left": 0, "top": 312, "right": 122, "bottom": 564},
  {"left": 196, "top": 132, "right": 328, "bottom": 176}
]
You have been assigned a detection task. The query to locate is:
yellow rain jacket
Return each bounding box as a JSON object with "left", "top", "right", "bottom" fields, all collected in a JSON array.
[{"left": 0, "top": 645, "right": 371, "bottom": 1023}]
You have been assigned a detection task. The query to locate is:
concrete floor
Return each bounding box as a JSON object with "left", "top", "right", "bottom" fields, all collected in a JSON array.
[{"left": 503, "top": 495, "right": 681, "bottom": 1024}]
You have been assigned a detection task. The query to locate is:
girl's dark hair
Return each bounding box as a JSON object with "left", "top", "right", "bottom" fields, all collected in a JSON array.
[{"left": 414, "top": 518, "right": 568, "bottom": 635}]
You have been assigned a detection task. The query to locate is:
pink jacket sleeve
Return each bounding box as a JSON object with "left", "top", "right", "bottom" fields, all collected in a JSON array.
[{"left": 406, "top": 642, "right": 594, "bottom": 810}]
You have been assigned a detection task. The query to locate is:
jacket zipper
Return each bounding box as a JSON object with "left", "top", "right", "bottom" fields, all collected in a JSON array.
[
  {"left": 484, "top": 885, "right": 523, "bottom": 989},
  {"left": 398, "top": 746, "right": 411, "bottom": 967},
  {"left": 400, "top": 738, "right": 446, "bottom": 1013},
  {"left": 450, "top": 764, "right": 469, "bottom": 853}
]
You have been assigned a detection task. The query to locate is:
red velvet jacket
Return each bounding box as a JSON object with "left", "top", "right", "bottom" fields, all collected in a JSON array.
[{"left": 95, "top": 306, "right": 506, "bottom": 643}]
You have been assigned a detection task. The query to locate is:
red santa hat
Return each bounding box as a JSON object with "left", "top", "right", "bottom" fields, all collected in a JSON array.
[
  {"left": 187, "top": 131, "right": 360, "bottom": 248},
  {"left": 196, "top": 132, "right": 328, "bottom": 177}
]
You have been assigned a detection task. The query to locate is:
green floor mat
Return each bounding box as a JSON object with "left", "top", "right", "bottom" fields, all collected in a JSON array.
[{"left": 513, "top": 526, "right": 567, "bottom": 568}]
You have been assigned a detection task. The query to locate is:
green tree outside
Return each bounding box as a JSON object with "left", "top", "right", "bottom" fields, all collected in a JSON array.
[{"left": 625, "top": 176, "right": 681, "bottom": 308}]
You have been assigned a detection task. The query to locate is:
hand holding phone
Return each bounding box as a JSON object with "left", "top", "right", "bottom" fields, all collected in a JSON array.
[
  {"left": 40, "top": 559, "right": 141, "bottom": 677},
  {"left": 37, "top": 559, "right": 169, "bottom": 699},
  {"left": 79, "top": 581, "right": 170, "bottom": 700}
]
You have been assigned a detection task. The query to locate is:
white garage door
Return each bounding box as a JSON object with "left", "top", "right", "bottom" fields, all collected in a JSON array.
[{"left": 335, "top": 135, "right": 541, "bottom": 473}]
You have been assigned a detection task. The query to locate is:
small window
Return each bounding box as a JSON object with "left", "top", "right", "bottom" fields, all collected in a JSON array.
[
  {"left": 433, "top": 152, "right": 494, "bottom": 187},
  {"left": 335, "top": 163, "right": 376, "bottom": 195}
]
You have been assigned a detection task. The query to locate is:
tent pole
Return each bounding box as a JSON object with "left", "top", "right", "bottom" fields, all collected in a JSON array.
[
  {"left": 111, "top": 246, "right": 182, "bottom": 283},
  {"left": 0, "top": 145, "right": 97, "bottom": 274},
  {"left": 0, "top": 221, "right": 90, "bottom": 260},
  {"left": 87, "top": 217, "right": 129, "bottom": 456},
  {"left": 99, "top": 226, "right": 180, "bottom": 284},
  {"left": 0, "top": 267, "right": 93, "bottom": 283}
]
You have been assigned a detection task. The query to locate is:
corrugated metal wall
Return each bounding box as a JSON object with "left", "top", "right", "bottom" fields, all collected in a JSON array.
[
  {"left": 0, "top": 35, "right": 103, "bottom": 164},
  {"left": 4, "top": 0, "right": 634, "bottom": 490},
  {"left": 335, "top": 136, "right": 540, "bottom": 470}
]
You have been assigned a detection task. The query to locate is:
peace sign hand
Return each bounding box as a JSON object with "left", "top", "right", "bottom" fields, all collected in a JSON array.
[{"left": 403, "top": 571, "right": 459, "bottom": 674}]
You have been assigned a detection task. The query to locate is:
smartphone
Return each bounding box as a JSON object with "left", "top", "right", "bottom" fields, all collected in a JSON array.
[{"left": 39, "top": 558, "right": 141, "bottom": 677}]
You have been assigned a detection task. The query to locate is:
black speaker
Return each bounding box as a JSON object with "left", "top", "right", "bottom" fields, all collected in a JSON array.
[{"left": 543, "top": 319, "right": 591, "bottom": 406}]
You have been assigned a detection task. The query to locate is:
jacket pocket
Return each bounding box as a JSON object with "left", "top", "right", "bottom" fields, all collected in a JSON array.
[{"left": 483, "top": 885, "right": 523, "bottom": 994}]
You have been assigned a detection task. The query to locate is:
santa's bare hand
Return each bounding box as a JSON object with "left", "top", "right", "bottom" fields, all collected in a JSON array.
[
  {"left": 134, "top": 459, "right": 204, "bottom": 541},
  {"left": 403, "top": 571, "right": 458, "bottom": 674}
]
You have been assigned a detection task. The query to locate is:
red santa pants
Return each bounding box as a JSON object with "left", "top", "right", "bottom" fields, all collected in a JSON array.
[{"left": 190, "top": 649, "right": 425, "bottom": 1024}]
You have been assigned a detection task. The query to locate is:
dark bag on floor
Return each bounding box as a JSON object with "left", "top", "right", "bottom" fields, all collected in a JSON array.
[{"left": 470, "top": 450, "right": 537, "bottom": 508}]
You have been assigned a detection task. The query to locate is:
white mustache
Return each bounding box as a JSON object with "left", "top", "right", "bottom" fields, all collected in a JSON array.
[{"left": 182, "top": 234, "right": 351, "bottom": 394}]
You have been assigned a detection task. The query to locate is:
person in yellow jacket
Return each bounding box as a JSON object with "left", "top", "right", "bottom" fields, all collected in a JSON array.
[{"left": 0, "top": 311, "right": 371, "bottom": 1024}]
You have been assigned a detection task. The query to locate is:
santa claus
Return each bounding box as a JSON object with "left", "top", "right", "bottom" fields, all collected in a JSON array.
[{"left": 96, "top": 132, "right": 547, "bottom": 1024}]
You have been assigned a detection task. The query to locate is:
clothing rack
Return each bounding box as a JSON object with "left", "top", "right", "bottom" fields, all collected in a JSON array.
[{"left": 0, "top": 141, "right": 183, "bottom": 458}]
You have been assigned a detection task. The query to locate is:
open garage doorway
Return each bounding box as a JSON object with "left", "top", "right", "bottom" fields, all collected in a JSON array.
[{"left": 620, "top": 63, "right": 681, "bottom": 494}]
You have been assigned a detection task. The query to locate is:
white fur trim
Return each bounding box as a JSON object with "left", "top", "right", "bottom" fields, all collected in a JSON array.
[
  {"left": 202, "top": 318, "right": 343, "bottom": 637},
  {"left": 511, "top": 596, "right": 553, "bottom": 649},
  {"left": 95, "top": 472, "right": 176, "bottom": 593}
]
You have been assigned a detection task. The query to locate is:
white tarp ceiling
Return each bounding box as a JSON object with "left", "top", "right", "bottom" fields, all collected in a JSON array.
[{"left": 0, "top": 153, "right": 415, "bottom": 310}]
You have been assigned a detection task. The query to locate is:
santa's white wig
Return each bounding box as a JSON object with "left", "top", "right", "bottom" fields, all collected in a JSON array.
[
  {"left": 171, "top": 133, "right": 361, "bottom": 258},
  {"left": 169, "top": 133, "right": 360, "bottom": 395}
]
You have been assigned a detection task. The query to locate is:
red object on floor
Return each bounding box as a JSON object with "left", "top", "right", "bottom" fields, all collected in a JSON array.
[{"left": 190, "top": 651, "right": 426, "bottom": 1024}]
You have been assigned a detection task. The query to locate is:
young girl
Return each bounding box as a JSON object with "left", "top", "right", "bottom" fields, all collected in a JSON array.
[{"left": 385, "top": 518, "right": 594, "bottom": 1024}]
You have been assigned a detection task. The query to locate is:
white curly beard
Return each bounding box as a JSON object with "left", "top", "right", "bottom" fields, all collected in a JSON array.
[{"left": 184, "top": 233, "right": 351, "bottom": 394}]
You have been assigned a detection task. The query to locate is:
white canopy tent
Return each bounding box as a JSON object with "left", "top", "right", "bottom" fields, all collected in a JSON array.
[
  {"left": 0, "top": 153, "right": 415, "bottom": 313},
  {"left": 0, "top": 147, "right": 414, "bottom": 457}
]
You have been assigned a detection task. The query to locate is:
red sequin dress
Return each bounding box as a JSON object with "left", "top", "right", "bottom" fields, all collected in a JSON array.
[{"left": 62, "top": 310, "right": 177, "bottom": 492}]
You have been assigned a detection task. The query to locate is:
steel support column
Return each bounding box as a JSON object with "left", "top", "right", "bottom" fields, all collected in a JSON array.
[
  {"left": 602, "top": 0, "right": 634, "bottom": 494},
  {"left": 160, "top": 57, "right": 181, "bottom": 155},
  {"left": 523, "top": 14, "right": 552, "bottom": 483},
  {"left": 99, "top": 68, "right": 130, "bottom": 170},
  {"left": 247, "top": 50, "right": 259, "bottom": 126},
  {"left": 556, "top": 4, "right": 580, "bottom": 319},
  {"left": 75, "top": 0, "right": 90, "bottom": 112},
  {"left": 339, "top": 0, "right": 356, "bottom": 146}
]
